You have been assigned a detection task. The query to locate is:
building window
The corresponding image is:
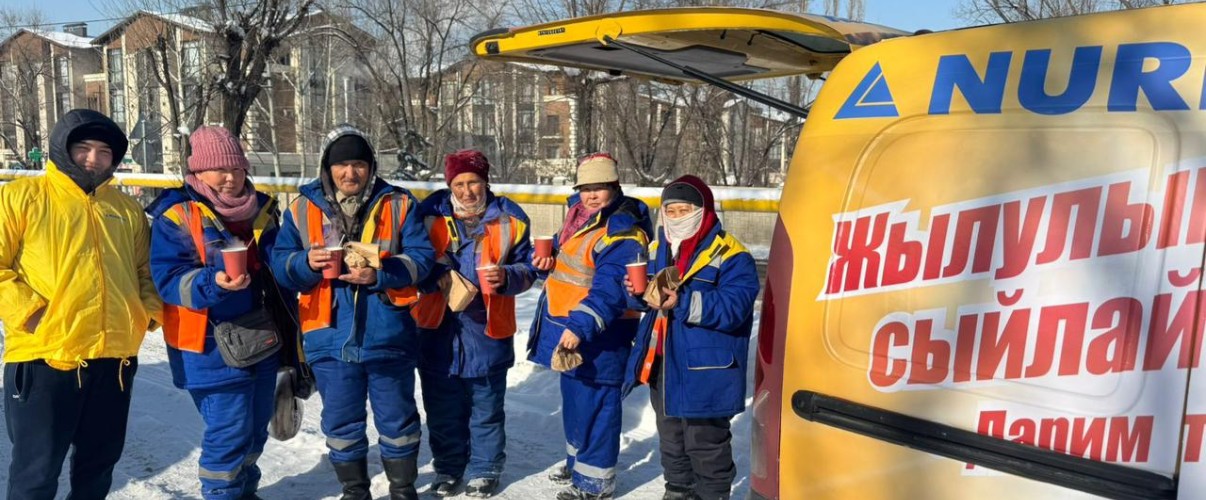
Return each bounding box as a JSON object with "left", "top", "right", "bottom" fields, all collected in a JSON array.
[
  {"left": 473, "top": 104, "right": 495, "bottom": 136},
  {"left": 55, "top": 56, "right": 70, "bottom": 116},
  {"left": 55, "top": 57, "right": 69, "bottom": 87},
  {"left": 542, "top": 115, "right": 559, "bottom": 136},
  {"left": 0, "top": 63, "right": 15, "bottom": 146},
  {"left": 181, "top": 41, "right": 201, "bottom": 114},
  {"left": 59, "top": 92, "right": 72, "bottom": 117},
  {"left": 107, "top": 49, "right": 126, "bottom": 127}
]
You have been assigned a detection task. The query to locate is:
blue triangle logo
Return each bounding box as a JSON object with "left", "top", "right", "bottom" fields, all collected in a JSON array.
[{"left": 835, "top": 63, "right": 899, "bottom": 119}]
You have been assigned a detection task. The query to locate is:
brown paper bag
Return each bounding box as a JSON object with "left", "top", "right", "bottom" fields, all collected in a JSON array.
[
  {"left": 642, "top": 267, "right": 682, "bottom": 308},
  {"left": 447, "top": 270, "right": 478, "bottom": 312},
  {"left": 343, "top": 242, "right": 381, "bottom": 269},
  {"left": 552, "top": 345, "right": 584, "bottom": 372}
]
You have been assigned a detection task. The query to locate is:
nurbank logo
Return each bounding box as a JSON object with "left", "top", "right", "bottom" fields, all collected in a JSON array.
[
  {"left": 835, "top": 41, "right": 1204, "bottom": 120},
  {"left": 835, "top": 63, "right": 899, "bottom": 119}
]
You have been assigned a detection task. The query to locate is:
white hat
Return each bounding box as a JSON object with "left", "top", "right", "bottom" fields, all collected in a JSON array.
[{"left": 574, "top": 153, "right": 619, "bottom": 188}]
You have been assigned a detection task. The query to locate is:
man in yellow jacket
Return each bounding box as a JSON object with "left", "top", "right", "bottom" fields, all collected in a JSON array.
[{"left": 0, "top": 109, "right": 162, "bottom": 499}]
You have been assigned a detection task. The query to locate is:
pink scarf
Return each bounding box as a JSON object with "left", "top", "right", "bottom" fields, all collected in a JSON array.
[
  {"left": 185, "top": 174, "right": 260, "bottom": 223},
  {"left": 560, "top": 202, "right": 601, "bottom": 244}
]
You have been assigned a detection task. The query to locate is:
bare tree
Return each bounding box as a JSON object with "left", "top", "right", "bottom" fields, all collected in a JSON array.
[
  {"left": 470, "top": 62, "right": 542, "bottom": 183},
  {"left": 957, "top": 0, "right": 1186, "bottom": 24},
  {"left": 510, "top": 0, "right": 634, "bottom": 159},
  {"left": 0, "top": 7, "right": 50, "bottom": 159},
  {"left": 104, "top": 0, "right": 316, "bottom": 162},
  {"left": 599, "top": 80, "right": 687, "bottom": 186},
  {"left": 681, "top": 87, "right": 799, "bottom": 187},
  {"left": 332, "top": 0, "right": 499, "bottom": 180}
]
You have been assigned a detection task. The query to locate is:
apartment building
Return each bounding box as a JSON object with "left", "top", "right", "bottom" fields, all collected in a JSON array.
[{"left": 0, "top": 23, "right": 101, "bottom": 165}]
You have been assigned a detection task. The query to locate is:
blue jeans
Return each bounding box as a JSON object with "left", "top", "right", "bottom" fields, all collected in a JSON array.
[
  {"left": 420, "top": 370, "right": 507, "bottom": 480},
  {"left": 311, "top": 358, "right": 421, "bottom": 463},
  {"left": 188, "top": 357, "right": 278, "bottom": 500}
]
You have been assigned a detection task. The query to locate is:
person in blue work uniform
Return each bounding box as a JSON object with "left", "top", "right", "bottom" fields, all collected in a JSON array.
[
  {"left": 623, "top": 175, "right": 760, "bottom": 500},
  {"left": 411, "top": 150, "right": 538, "bottom": 498},
  {"left": 271, "top": 124, "right": 435, "bottom": 500},
  {"left": 148, "top": 125, "right": 288, "bottom": 500},
  {"left": 529, "top": 153, "right": 653, "bottom": 500}
]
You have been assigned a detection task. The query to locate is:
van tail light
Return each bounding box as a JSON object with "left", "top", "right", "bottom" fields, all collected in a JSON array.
[{"left": 751, "top": 218, "right": 792, "bottom": 500}]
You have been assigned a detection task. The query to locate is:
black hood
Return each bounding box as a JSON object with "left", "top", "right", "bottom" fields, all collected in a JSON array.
[{"left": 49, "top": 109, "right": 129, "bottom": 194}]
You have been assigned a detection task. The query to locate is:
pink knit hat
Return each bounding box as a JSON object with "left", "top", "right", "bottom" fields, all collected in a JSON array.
[{"left": 188, "top": 125, "right": 250, "bottom": 173}]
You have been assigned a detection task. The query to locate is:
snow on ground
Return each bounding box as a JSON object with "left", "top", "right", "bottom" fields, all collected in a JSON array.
[{"left": 0, "top": 290, "right": 760, "bottom": 499}]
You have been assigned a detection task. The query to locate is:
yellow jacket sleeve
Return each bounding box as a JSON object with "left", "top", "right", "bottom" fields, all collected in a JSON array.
[{"left": 0, "top": 186, "right": 47, "bottom": 333}]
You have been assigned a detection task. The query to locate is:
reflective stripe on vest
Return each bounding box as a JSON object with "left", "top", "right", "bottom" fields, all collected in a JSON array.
[
  {"left": 162, "top": 203, "right": 210, "bottom": 353},
  {"left": 369, "top": 194, "right": 420, "bottom": 308},
  {"left": 638, "top": 314, "right": 669, "bottom": 384},
  {"left": 294, "top": 193, "right": 418, "bottom": 334},
  {"left": 412, "top": 212, "right": 520, "bottom": 339},
  {"left": 546, "top": 226, "right": 608, "bottom": 318}
]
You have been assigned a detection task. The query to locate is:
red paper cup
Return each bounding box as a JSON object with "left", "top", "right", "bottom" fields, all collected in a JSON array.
[
  {"left": 534, "top": 236, "right": 554, "bottom": 259},
  {"left": 221, "top": 246, "right": 248, "bottom": 280},
  {"left": 323, "top": 246, "right": 344, "bottom": 279},
  {"left": 477, "top": 265, "right": 498, "bottom": 295},
  {"left": 627, "top": 262, "right": 648, "bottom": 295}
]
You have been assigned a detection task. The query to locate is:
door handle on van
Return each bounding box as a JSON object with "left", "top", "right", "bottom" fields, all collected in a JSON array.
[{"left": 791, "top": 391, "right": 1175, "bottom": 500}]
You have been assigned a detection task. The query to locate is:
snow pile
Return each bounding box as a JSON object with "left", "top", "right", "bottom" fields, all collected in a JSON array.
[{"left": 0, "top": 290, "right": 759, "bottom": 499}]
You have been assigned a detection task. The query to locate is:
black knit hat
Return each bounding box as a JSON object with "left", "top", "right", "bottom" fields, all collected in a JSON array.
[
  {"left": 326, "top": 134, "right": 374, "bottom": 166},
  {"left": 662, "top": 181, "right": 704, "bottom": 207}
]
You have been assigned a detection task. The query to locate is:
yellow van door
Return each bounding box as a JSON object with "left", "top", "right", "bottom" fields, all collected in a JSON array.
[{"left": 471, "top": 7, "right": 906, "bottom": 83}]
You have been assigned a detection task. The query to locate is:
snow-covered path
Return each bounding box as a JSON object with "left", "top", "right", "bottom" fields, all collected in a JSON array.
[{"left": 0, "top": 290, "right": 757, "bottom": 499}]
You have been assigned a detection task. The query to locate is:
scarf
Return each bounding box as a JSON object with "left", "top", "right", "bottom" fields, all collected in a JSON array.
[
  {"left": 663, "top": 206, "right": 718, "bottom": 277},
  {"left": 185, "top": 174, "right": 260, "bottom": 223},
  {"left": 560, "top": 202, "right": 601, "bottom": 244},
  {"left": 450, "top": 191, "right": 487, "bottom": 219},
  {"left": 336, "top": 192, "right": 363, "bottom": 219}
]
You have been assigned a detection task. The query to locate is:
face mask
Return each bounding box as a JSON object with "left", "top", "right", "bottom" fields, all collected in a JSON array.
[{"left": 663, "top": 206, "right": 704, "bottom": 256}]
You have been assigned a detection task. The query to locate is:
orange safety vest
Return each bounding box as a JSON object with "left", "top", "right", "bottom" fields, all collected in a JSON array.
[
  {"left": 546, "top": 226, "right": 610, "bottom": 318},
  {"left": 161, "top": 200, "right": 274, "bottom": 353},
  {"left": 162, "top": 203, "right": 210, "bottom": 353},
  {"left": 291, "top": 193, "right": 419, "bottom": 334},
  {"left": 411, "top": 213, "right": 520, "bottom": 339},
  {"left": 638, "top": 314, "right": 669, "bottom": 384}
]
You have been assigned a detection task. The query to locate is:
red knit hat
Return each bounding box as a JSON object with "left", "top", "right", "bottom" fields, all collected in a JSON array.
[
  {"left": 188, "top": 125, "right": 250, "bottom": 173},
  {"left": 444, "top": 149, "right": 490, "bottom": 184}
]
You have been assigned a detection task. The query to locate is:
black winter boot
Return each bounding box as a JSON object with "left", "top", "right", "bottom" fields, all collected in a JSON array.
[
  {"left": 663, "top": 483, "right": 701, "bottom": 500},
  {"left": 548, "top": 464, "right": 572, "bottom": 484},
  {"left": 332, "top": 459, "right": 371, "bottom": 500},
  {"left": 382, "top": 457, "right": 419, "bottom": 500}
]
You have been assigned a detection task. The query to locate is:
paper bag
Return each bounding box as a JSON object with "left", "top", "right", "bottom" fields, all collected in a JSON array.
[
  {"left": 343, "top": 242, "right": 381, "bottom": 269},
  {"left": 642, "top": 267, "right": 682, "bottom": 308},
  {"left": 552, "top": 345, "right": 584, "bottom": 372},
  {"left": 447, "top": 270, "right": 478, "bottom": 312}
]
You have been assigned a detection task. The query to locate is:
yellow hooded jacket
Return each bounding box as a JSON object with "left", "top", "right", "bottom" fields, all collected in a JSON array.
[{"left": 0, "top": 162, "right": 162, "bottom": 368}]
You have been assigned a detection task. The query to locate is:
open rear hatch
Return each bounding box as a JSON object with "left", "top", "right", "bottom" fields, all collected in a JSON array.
[{"left": 471, "top": 8, "right": 909, "bottom": 117}]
